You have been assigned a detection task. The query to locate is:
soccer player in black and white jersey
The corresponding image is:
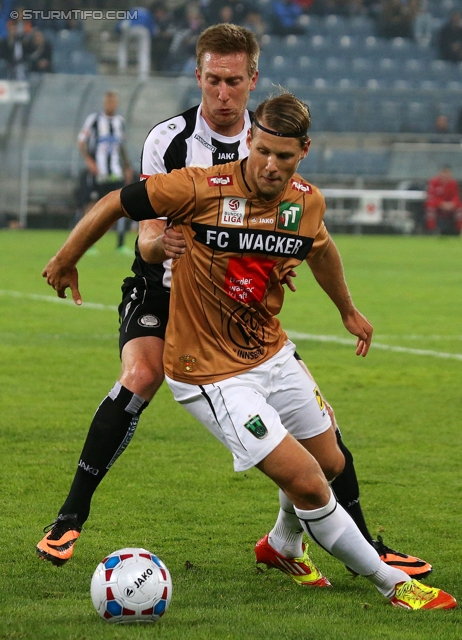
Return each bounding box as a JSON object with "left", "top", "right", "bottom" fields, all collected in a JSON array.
[
  {"left": 78, "top": 90, "right": 134, "bottom": 251},
  {"left": 38, "top": 24, "right": 431, "bottom": 582}
]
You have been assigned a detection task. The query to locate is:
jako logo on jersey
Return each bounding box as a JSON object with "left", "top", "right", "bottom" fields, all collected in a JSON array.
[
  {"left": 291, "top": 179, "right": 312, "bottom": 193},
  {"left": 278, "top": 202, "right": 302, "bottom": 231},
  {"left": 218, "top": 152, "right": 236, "bottom": 161},
  {"left": 259, "top": 218, "right": 274, "bottom": 224},
  {"left": 138, "top": 315, "right": 160, "bottom": 328},
  {"left": 207, "top": 175, "right": 233, "bottom": 187},
  {"left": 221, "top": 196, "right": 246, "bottom": 225},
  {"left": 195, "top": 134, "right": 217, "bottom": 152},
  {"left": 168, "top": 123, "right": 177, "bottom": 130}
]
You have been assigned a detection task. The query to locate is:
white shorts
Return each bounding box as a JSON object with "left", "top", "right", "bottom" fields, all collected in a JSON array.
[{"left": 165, "top": 341, "right": 331, "bottom": 472}]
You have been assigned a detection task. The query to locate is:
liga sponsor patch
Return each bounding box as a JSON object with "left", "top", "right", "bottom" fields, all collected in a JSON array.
[{"left": 221, "top": 197, "right": 246, "bottom": 226}]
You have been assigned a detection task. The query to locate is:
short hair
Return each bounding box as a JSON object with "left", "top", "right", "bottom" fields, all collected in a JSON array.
[
  {"left": 251, "top": 90, "right": 311, "bottom": 147},
  {"left": 104, "top": 90, "right": 118, "bottom": 99},
  {"left": 196, "top": 23, "right": 260, "bottom": 78}
]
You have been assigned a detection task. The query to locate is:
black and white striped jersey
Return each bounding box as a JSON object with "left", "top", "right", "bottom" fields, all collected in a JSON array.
[
  {"left": 78, "top": 112, "right": 126, "bottom": 182},
  {"left": 130, "top": 104, "right": 253, "bottom": 290}
]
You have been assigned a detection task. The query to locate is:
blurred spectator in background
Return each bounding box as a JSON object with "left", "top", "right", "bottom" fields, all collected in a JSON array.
[
  {"left": 425, "top": 165, "right": 462, "bottom": 236},
  {"left": 243, "top": 8, "right": 267, "bottom": 43},
  {"left": 293, "top": 0, "right": 314, "bottom": 11},
  {"left": 0, "top": 21, "right": 28, "bottom": 79},
  {"left": 8, "top": 6, "right": 32, "bottom": 37},
  {"left": 167, "top": 1, "right": 205, "bottom": 73},
  {"left": 0, "top": 0, "right": 14, "bottom": 39},
  {"left": 78, "top": 91, "right": 134, "bottom": 251},
  {"left": 434, "top": 114, "right": 450, "bottom": 135},
  {"left": 376, "top": 0, "right": 418, "bottom": 39},
  {"left": 27, "top": 29, "right": 53, "bottom": 73},
  {"left": 117, "top": 6, "right": 155, "bottom": 80},
  {"left": 438, "top": 11, "right": 462, "bottom": 63},
  {"left": 205, "top": 0, "right": 251, "bottom": 26},
  {"left": 271, "top": 0, "right": 305, "bottom": 35},
  {"left": 150, "top": 1, "right": 176, "bottom": 72},
  {"left": 412, "top": 0, "right": 433, "bottom": 47},
  {"left": 309, "top": 0, "right": 370, "bottom": 15}
]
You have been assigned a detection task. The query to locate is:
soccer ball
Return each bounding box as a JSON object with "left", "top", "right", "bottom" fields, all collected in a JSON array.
[{"left": 91, "top": 547, "right": 172, "bottom": 624}]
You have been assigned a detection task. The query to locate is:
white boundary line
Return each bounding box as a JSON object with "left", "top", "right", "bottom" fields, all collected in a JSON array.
[
  {"left": 0, "top": 289, "right": 118, "bottom": 311},
  {"left": 287, "top": 331, "right": 462, "bottom": 361},
  {"left": 2, "top": 290, "right": 461, "bottom": 361}
]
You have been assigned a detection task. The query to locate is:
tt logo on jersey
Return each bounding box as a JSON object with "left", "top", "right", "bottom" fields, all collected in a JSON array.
[
  {"left": 221, "top": 196, "right": 246, "bottom": 226},
  {"left": 278, "top": 202, "right": 302, "bottom": 231},
  {"left": 207, "top": 175, "right": 233, "bottom": 187}
]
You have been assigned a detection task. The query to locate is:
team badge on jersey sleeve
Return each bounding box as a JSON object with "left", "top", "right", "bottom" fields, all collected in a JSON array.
[{"left": 221, "top": 197, "right": 246, "bottom": 226}]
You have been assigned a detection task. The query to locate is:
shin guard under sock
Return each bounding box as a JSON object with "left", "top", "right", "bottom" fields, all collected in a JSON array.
[
  {"left": 295, "top": 490, "right": 381, "bottom": 576},
  {"left": 268, "top": 489, "right": 304, "bottom": 557},
  {"left": 59, "top": 382, "right": 148, "bottom": 524}
]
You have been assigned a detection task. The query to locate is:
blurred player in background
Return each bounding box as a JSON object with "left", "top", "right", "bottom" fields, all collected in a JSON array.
[
  {"left": 77, "top": 90, "right": 134, "bottom": 252},
  {"left": 38, "top": 24, "right": 431, "bottom": 585}
]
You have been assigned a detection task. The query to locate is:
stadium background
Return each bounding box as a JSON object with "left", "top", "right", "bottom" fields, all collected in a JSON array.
[{"left": 2, "top": 0, "right": 462, "bottom": 233}]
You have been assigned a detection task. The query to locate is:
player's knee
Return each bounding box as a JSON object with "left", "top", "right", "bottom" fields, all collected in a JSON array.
[
  {"left": 288, "top": 472, "right": 331, "bottom": 510},
  {"left": 322, "top": 450, "right": 345, "bottom": 482},
  {"left": 120, "top": 360, "right": 164, "bottom": 400}
]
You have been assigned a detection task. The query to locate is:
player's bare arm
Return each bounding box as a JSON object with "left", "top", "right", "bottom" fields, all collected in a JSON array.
[
  {"left": 42, "top": 190, "right": 128, "bottom": 303},
  {"left": 119, "top": 145, "right": 134, "bottom": 184},
  {"left": 140, "top": 221, "right": 187, "bottom": 263},
  {"left": 307, "top": 237, "right": 373, "bottom": 357},
  {"left": 78, "top": 139, "right": 98, "bottom": 176}
]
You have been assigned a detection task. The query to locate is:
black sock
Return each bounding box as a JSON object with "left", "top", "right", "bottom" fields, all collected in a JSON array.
[
  {"left": 331, "top": 428, "right": 374, "bottom": 545},
  {"left": 59, "top": 382, "right": 148, "bottom": 524}
]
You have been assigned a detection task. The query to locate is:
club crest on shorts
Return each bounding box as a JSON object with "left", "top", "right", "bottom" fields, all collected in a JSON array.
[
  {"left": 180, "top": 354, "right": 196, "bottom": 372},
  {"left": 137, "top": 314, "right": 160, "bottom": 328},
  {"left": 244, "top": 414, "right": 268, "bottom": 439}
]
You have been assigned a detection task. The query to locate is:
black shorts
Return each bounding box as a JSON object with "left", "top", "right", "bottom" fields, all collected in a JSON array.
[
  {"left": 88, "top": 178, "right": 125, "bottom": 203},
  {"left": 118, "top": 276, "right": 170, "bottom": 355}
]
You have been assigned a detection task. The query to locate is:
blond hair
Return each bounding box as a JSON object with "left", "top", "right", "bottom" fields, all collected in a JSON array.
[
  {"left": 196, "top": 23, "right": 260, "bottom": 78},
  {"left": 252, "top": 91, "right": 311, "bottom": 147}
]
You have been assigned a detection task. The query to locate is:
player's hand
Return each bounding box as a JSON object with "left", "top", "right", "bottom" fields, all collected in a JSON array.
[
  {"left": 342, "top": 309, "right": 373, "bottom": 357},
  {"left": 42, "top": 257, "right": 82, "bottom": 305},
  {"left": 162, "top": 226, "right": 186, "bottom": 260},
  {"left": 124, "top": 167, "right": 134, "bottom": 184},
  {"left": 281, "top": 269, "right": 297, "bottom": 292},
  {"left": 86, "top": 158, "right": 98, "bottom": 176}
]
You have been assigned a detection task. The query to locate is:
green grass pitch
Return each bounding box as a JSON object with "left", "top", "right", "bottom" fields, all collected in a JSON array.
[{"left": 0, "top": 229, "right": 461, "bottom": 639}]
